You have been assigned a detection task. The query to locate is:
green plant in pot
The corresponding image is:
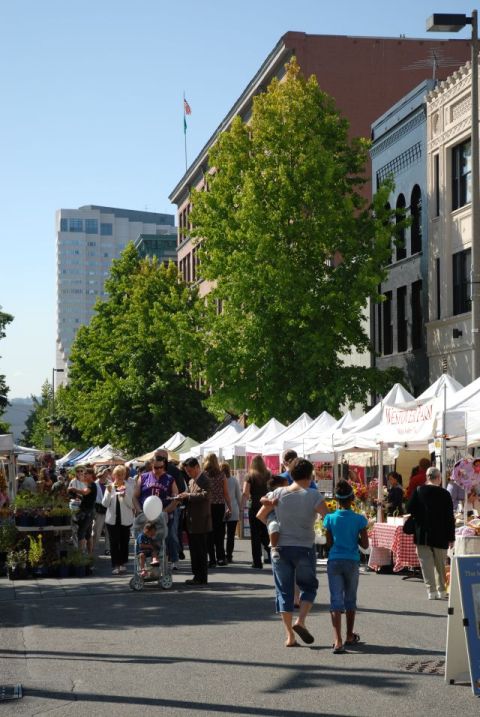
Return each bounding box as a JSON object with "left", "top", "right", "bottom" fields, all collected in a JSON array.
[
  {"left": 69, "top": 549, "right": 90, "bottom": 577},
  {"left": 28, "top": 533, "right": 45, "bottom": 576},
  {"left": 6, "top": 548, "right": 28, "bottom": 579},
  {"left": 0, "top": 524, "right": 17, "bottom": 554},
  {"left": 49, "top": 505, "right": 71, "bottom": 526}
]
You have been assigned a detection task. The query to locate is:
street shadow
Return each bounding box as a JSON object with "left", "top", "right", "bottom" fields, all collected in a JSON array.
[{"left": 17, "top": 687, "right": 344, "bottom": 717}]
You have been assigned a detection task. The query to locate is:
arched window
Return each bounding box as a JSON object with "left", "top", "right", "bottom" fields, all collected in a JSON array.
[
  {"left": 384, "top": 202, "right": 394, "bottom": 264},
  {"left": 410, "top": 185, "right": 422, "bottom": 255},
  {"left": 396, "top": 194, "right": 406, "bottom": 261}
]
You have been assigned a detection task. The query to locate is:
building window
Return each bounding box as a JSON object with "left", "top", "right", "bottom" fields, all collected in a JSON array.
[
  {"left": 410, "top": 185, "right": 422, "bottom": 255},
  {"left": 100, "top": 223, "right": 113, "bottom": 236},
  {"left": 60, "top": 218, "right": 68, "bottom": 231},
  {"left": 397, "top": 286, "right": 407, "bottom": 352},
  {"left": 452, "top": 139, "right": 472, "bottom": 211},
  {"left": 383, "top": 291, "right": 393, "bottom": 355},
  {"left": 411, "top": 280, "right": 423, "bottom": 350},
  {"left": 85, "top": 219, "right": 98, "bottom": 234},
  {"left": 376, "top": 286, "right": 382, "bottom": 355},
  {"left": 396, "top": 194, "right": 406, "bottom": 261},
  {"left": 452, "top": 248, "right": 471, "bottom": 315},
  {"left": 436, "top": 258, "right": 441, "bottom": 321},
  {"left": 69, "top": 218, "right": 83, "bottom": 232},
  {"left": 434, "top": 154, "right": 440, "bottom": 217}
]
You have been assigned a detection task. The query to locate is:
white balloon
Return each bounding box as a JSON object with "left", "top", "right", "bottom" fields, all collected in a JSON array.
[{"left": 143, "top": 495, "right": 163, "bottom": 521}]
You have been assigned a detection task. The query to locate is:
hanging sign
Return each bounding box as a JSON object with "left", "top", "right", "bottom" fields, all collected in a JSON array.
[{"left": 379, "top": 401, "right": 436, "bottom": 444}]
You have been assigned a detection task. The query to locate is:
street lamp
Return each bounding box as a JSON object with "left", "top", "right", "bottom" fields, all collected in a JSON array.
[
  {"left": 51, "top": 368, "right": 65, "bottom": 453},
  {"left": 427, "top": 11, "right": 480, "bottom": 380}
]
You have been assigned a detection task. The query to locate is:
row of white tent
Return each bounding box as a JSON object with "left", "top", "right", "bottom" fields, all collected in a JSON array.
[
  {"left": 53, "top": 372, "right": 480, "bottom": 471},
  {"left": 178, "top": 373, "right": 479, "bottom": 463}
]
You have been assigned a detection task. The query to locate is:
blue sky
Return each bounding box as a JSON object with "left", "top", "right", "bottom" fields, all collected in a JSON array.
[{"left": 0, "top": 0, "right": 472, "bottom": 398}]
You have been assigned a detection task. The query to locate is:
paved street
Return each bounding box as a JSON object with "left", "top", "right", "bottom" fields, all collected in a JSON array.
[{"left": 0, "top": 539, "right": 476, "bottom": 715}]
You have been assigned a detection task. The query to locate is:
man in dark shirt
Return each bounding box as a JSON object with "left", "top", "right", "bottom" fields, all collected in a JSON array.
[
  {"left": 407, "top": 466, "right": 455, "bottom": 600},
  {"left": 177, "top": 457, "right": 211, "bottom": 586},
  {"left": 68, "top": 466, "right": 97, "bottom": 555}
]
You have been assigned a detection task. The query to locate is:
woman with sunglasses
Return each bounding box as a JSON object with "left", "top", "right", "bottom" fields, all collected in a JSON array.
[{"left": 133, "top": 454, "right": 179, "bottom": 542}]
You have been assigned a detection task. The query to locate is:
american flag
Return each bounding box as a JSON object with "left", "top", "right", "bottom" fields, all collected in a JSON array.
[{"left": 184, "top": 98, "right": 192, "bottom": 115}]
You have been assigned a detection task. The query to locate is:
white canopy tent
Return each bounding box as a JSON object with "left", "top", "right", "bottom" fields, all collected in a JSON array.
[
  {"left": 283, "top": 411, "right": 337, "bottom": 456},
  {"left": 220, "top": 423, "right": 260, "bottom": 460},
  {"left": 416, "top": 373, "right": 463, "bottom": 403},
  {"left": 442, "top": 375, "right": 480, "bottom": 445},
  {"left": 157, "top": 432, "right": 186, "bottom": 452},
  {"left": 76, "top": 444, "right": 128, "bottom": 464},
  {"left": 333, "top": 383, "right": 415, "bottom": 453},
  {"left": 244, "top": 418, "right": 287, "bottom": 455},
  {"left": 306, "top": 412, "right": 356, "bottom": 461},
  {"left": 262, "top": 412, "right": 314, "bottom": 456},
  {"left": 179, "top": 422, "right": 244, "bottom": 460}
]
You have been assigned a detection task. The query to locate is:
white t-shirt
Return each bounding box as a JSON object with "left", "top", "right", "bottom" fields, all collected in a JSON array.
[
  {"left": 68, "top": 478, "right": 86, "bottom": 511},
  {"left": 268, "top": 487, "right": 324, "bottom": 547}
]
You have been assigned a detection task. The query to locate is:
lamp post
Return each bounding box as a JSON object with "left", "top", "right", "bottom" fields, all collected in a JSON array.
[
  {"left": 51, "top": 368, "right": 65, "bottom": 453},
  {"left": 427, "top": 12, "right": 480, "bottom": 380}
]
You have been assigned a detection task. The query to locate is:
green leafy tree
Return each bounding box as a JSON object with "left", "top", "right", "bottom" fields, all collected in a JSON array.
[
  {"left": 190, "top": 58, "right": 404, "bottom": 423},
  {"left": 22, "top": 382, "right": 87, "bottom": 455},
  {"left": 0, "top": 307, "right": 14, "bottom": 432},
  {"left": 22, "top": 381, "right": 53, "bottom": 448},
  {"left": 65, "top": 244, "right": 215, "bottom": 455}
]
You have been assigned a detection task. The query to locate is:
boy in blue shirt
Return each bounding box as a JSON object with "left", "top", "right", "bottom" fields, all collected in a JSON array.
[
  {"left": 323, "top": 479, "right": 369, "bottom": 653},
  {"left": 136, "top": 521, "right": 160, "bottom": 577}
]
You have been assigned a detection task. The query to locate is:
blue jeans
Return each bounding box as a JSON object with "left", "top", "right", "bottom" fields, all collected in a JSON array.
[
  {"left": 272, "top": 546, "right": 318, "bottom": 613},
  {"left": 327, "top": 559, "right": 360, "bottom": 611}
]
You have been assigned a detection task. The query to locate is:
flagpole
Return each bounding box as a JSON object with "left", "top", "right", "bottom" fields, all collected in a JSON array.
[{"left": 183, "top": 91, "right": 188, "bottom": 172}]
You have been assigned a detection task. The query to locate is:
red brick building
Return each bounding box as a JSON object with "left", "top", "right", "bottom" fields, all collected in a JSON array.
[{"left": 169, "top": 32, "right": 470, "bottom": 291}]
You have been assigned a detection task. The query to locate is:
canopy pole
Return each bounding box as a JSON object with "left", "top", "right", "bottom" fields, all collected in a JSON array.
[
  {"left": 442, "top": 382, "right": 447, "bottom": 488},
  {"left": 333, "top": 452, "right": 338, "bottom": 496},
  {"left": 377, "top": 444, "right": 384, "bottom": 523}
]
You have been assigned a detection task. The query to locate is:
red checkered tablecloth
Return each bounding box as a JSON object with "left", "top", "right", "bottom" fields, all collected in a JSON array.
[{"left": 368, "top": 523, "right": 420, "bottom": 572}]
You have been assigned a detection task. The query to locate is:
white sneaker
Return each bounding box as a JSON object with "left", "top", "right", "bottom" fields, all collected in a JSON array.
[
  {"left": 112, "top": 568, "right": 120, "bottom": 575},
  {"left": 118, "top": 565, "right": 127, "bottom": 574},
  {"left": 428, "top": 592, "right": 437, "bottom": 600},
  {"left": 437, "top": 591, "right": 448, "bottom": 599}
]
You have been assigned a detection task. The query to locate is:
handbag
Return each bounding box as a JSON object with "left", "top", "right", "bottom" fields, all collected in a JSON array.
[{"left": 402, "top": 514, "right": 415, "bottom": 535}]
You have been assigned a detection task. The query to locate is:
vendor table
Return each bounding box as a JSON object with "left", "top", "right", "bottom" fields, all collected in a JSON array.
[{"left": 368, "top": 523, "right": 420, "bottom": 572}]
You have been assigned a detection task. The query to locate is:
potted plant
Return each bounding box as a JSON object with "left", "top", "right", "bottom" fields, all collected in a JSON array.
[
  {"left": 49, "top": 505, "right": 71, "bottom": 527},
  {"left": 6, "top": 548, "right": 28, "bottom": 580},
  {"left": 0, "top": 524, "right": 16, "bottom": 575},
  {"left": 69, "top": 549, "right": 90, "bottom": 577},
  {"left": 28, "top": 534, "right": 46, "bottom": 577}
]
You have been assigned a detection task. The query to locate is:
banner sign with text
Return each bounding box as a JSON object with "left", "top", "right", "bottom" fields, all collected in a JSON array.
[
  {"left": 378, "top": 401, "right": 436, "bottom": 445},
  {"left": 457, "top": 556, "right": 480, "bottom": 696}
]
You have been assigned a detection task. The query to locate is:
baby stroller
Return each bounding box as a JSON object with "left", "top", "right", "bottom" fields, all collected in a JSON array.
[{"left": 129, "top": 511, "right": 173, "bottom": 591}]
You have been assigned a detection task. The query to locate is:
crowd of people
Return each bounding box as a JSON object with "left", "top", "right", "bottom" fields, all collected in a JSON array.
[{"left": 10, "top": 446, "right": 469, "bottom": 650}]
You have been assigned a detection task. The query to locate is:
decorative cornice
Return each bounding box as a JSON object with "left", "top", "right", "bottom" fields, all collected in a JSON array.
[
  {"left": 428, "top": 116, "right": 472, "bottom": 152},
  {"left": 370, "top": 110, "right": 425, "bottom": 158}
]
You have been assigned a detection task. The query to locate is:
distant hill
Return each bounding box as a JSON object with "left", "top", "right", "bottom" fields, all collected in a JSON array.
[{"left": 2, "top": 397, "right": 35, "bottom": 443}]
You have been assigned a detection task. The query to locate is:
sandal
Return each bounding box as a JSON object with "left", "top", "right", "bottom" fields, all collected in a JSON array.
[
  {"left": 292, "top": 624, "right": 314, "bottom": 644},
  {"left": 345, "top": 633, "right": 361, "bottom": 645},
  {"left": 333, "top": 645, "right": 346, "bottom": 654},
  {"left": 285, "top": 640, "right": 300, "bottom": 648}
]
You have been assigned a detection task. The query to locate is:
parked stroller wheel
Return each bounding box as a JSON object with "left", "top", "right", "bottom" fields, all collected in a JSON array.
[
  {"left": 130, "top": 575, "right": 144, "bottom": 591},
  {"left": 160, "top": 574, "right": 173, "bottom": 590}
]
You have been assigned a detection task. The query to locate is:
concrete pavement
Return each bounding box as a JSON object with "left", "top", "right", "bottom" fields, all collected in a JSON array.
[{"left": 0, "top": 539, "right": 476, "bottom": 715}]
